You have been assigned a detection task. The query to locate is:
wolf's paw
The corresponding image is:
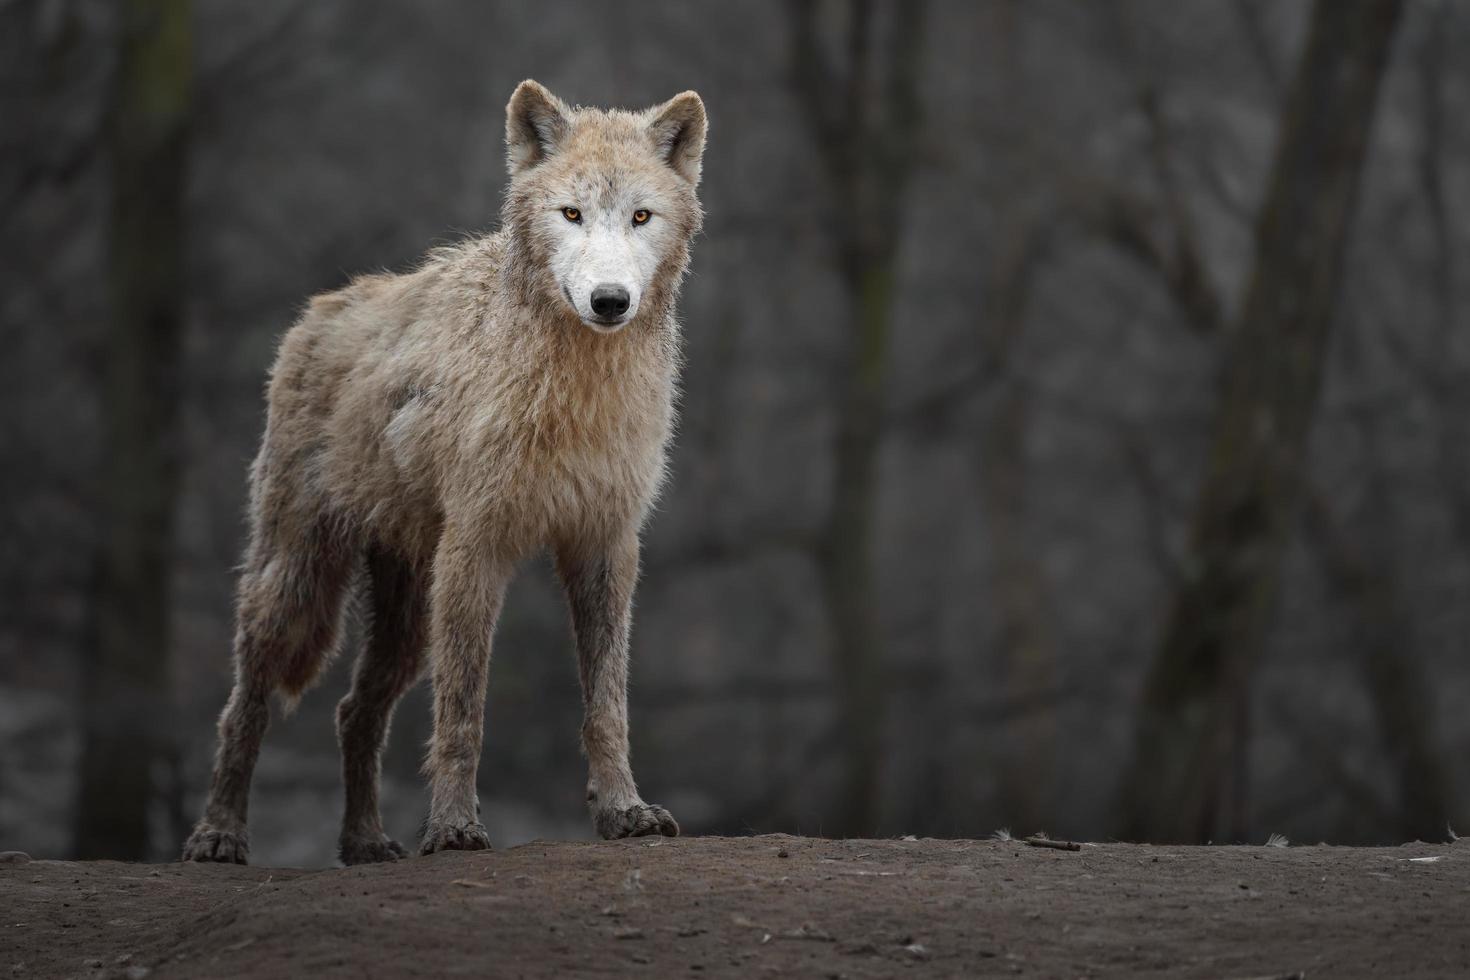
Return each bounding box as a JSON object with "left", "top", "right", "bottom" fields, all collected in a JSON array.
[
  {"left": 339, "top": 833, "right": 408, "bottom": 866},
  {"left": 182, "top": 825, "right": 250, "bottom": 864},
  {"left": 594, "top": 802, "right": 680, "bottom": 840},
  {"left": 419, "top": 821, "right": 492, "bottom": 855}
]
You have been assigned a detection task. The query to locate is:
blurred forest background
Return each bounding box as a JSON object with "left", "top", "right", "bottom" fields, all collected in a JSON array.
[{"left": 3, "top": 0, "right": 1467, "bottom": 865}]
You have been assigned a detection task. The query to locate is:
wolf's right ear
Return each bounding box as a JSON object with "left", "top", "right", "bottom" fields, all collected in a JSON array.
[{"left": 506, "top": 80, "right": 570, "bottom": 174}]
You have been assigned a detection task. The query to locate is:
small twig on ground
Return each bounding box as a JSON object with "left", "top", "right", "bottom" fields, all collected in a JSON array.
[{"left": 1023, "top": 835, "right": 1081, "bottom": 852}]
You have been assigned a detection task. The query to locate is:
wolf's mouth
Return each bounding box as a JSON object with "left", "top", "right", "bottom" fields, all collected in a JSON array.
[{"left": 584, "top": 314, "right": 630, "bottom": 333}]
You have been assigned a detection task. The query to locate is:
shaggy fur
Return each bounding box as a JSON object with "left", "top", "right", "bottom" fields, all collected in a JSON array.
[{"left": 182, "top": 80, "right": 705, "bottom": 864}]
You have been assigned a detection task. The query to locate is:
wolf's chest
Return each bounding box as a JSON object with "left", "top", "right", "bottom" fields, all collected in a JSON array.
[
  {"left": 533, "top": 387, "right": 666, "bottom": 495},
  {"left": 470, "top": 369, "right": 669, "bottom": 510}
]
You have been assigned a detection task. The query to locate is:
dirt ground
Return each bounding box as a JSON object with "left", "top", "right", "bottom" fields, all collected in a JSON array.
[{"left": 2, "top": 835, "right": 1466, "bottom": 978}]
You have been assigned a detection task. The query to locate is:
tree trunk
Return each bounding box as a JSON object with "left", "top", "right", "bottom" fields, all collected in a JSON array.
[
  {"left": 74, "top": 0, "right": 192, "bottom": 860},
  {"left": 1118, "top": 0, "right": 1403, "bottom": 844},
  {"left": 976, "top": 216, "right": 1055, "bottom": 835},
  {"left": 790, "top": 0, "right": 925, "bottom": 837},
  {"left": 819, "top": 260, "right": 895, "bottom": 838}
]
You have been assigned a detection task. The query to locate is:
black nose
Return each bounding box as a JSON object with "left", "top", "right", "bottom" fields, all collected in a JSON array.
[{"left": 590, "top": 284, "right": 630, "bottom": 319}]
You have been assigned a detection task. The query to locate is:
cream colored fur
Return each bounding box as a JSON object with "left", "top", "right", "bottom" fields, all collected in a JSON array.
[{"left": 182, "top": 80, "right": 705, "bottom": 865}]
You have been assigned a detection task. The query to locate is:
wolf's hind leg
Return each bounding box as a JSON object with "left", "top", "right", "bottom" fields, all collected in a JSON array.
[
  {"left": 556, "top": 528, "right": 679, "bottom": 840},
  {"left": 180, "top": 682, "right": 269, "bottom": 863},
  {"left": 336, "top": 546, "right": 427, "bottom": 865},
  {"left": 183, "top": 516, "right": 356, "bottom": 864}
]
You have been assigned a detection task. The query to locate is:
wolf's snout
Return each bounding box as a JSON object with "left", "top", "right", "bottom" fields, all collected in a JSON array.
[{"left": 590, "top": 284, "right": 631, "bottom": 319}]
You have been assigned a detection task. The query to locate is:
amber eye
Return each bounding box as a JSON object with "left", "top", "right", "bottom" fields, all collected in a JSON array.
[
  {"left": 632, "top": 209, "right": 651, "bottom": 226},
  {"left": 561, "top": 207, "right": 581, "bottom": 223}
]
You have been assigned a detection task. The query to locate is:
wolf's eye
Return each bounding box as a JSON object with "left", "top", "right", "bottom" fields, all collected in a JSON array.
[
  {"left": 561, "top": 207, "right": 581, "bottom": 223},
  {"left": 632, "top": 209, "right": 651, "bottom": 226}
]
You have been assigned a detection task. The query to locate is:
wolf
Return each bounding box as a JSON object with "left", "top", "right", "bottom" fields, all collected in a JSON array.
[{"left": 182, "top": 80, "right": 705, "bottom": 865}]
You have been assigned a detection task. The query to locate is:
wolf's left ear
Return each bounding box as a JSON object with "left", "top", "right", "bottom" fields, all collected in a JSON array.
[
  {"left": 647, "top": 91, "right": 707, "bottom": 185},
  {"left": 506, "top": 79, "right": 571, "bottom": 174}
]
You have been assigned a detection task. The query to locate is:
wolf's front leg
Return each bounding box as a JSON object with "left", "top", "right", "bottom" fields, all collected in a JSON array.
[
  {"left": 556, "top": 528, "right": 679, "bottom": 839},
  {"left": 419, "top": 529, "right": 511, "bottom": 855}
]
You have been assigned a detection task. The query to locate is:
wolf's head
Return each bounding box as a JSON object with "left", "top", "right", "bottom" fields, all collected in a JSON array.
[{"left": 501, "top": 80, "right": 706, "bottom": 334}]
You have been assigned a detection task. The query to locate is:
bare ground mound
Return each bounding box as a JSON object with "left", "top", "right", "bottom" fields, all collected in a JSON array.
[{"left": 3, "top": 836, "right": 1466, "bottom": 978}]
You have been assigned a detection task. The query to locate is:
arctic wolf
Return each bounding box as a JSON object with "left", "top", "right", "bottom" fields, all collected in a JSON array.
[{"left": 182, "top": 80, "right": 705, "bottom": 864}]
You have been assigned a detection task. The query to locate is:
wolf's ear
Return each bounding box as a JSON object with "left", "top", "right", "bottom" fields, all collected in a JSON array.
[
  {"left": 647, "top": 91, "right": 707, "bottom": 185},
  {"left": 506, "top": 80, "right": 571, "bottom": 174}
]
